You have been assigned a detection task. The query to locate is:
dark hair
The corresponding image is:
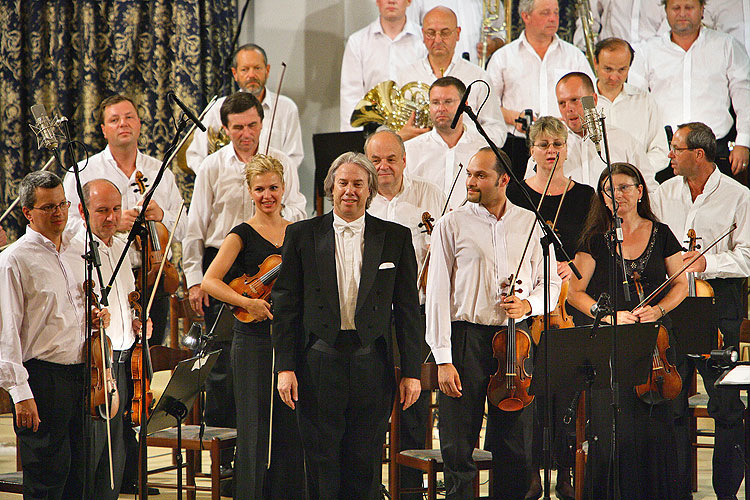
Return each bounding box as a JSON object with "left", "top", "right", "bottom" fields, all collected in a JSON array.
[
  {"left": 594, "top": 37, "right": 635, "bottom": 65},
  {"left": 556, "top": 72, "right": 596, "bottom": 95},
  {"left": 477, "top": 146, "right": 511, "bottom": 178},
  {"left": 19, "top": 171, "right": 63, "bottom": 209},
  {"left": 81, "top": 179, "right": 121, "bottom": 205},
  {"left": 579, "top": 163, "right": 658, "bottom": 251},
  {"left": 220, "top": 92, "right": 264, "bottom": 127},
  {"left": 233, "top": 43, "right": 268, "bottom": 67},
  {"left": 98, "top": 94, "right": 138, "bottom": 125},
  {"left": 677, "top": 122, "right": 717, "bottom": 162},
  {"left": 430, "top": 76, "right": 466, "bottom": 97}
]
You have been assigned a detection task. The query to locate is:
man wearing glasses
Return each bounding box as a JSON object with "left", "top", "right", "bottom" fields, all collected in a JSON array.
[
  {"left": 0, "top": 171, "right": 110, "bottom": 499},
  {"left": 526, "top": 72, "right": 654, "bottom": 192},
  {"left": 396, "top": 6, "right": 506, "bottom": 143},
  {"left": 653, "top": 122, "right": 750, "bottom": 500}
]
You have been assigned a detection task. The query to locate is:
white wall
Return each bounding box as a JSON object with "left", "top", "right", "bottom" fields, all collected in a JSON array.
[{"left": 240, "top": 1, "right": 380, "bottom": 215}]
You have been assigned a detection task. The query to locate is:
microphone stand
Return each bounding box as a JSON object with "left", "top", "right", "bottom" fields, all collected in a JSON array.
[
  {"left": 106, "top": 112, "right": 192, "bottom": 500},
  {"left": 456, "top": 101, "right": 580, "bottom": 500}
]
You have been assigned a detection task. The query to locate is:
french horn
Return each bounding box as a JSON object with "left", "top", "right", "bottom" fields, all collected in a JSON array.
[
  {"left": 175, "top": 126, "right": 230, "bottom": 174},
  {"left": 350, "top": 80, "right": 432, "bottom": 131}
]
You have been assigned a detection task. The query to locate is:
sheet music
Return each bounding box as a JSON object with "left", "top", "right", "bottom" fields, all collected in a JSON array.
[{"left": 718, "top": 365, "right": 750, "bottom": 385}]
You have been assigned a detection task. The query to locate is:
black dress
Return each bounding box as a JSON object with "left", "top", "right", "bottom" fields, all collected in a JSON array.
[
  {"left": 578, "top": 221, "right": 682, "bottom": 500},
  {"left": 228, "top": 222, "right": 304, "bottom": 499}
]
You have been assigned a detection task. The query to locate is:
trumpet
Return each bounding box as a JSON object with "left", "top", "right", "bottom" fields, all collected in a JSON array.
[
  {"left": 479, "top": 0, "right": 502, "bottom": 68},
  {"left": 575, "top": 0, "right": 597, "bottom": 74}
]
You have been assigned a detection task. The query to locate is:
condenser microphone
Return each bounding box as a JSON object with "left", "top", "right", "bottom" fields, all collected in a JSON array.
[
  {"left": 581, "top": 95, "right": 603, "bottom": 154},
  {"left": 30, "top": 104, "right": 65, "bottom": 150},
  {"left": 450, "top": 83, "right": 472, "bottom": 130},
  {"left": 167, "top": 92, "right": 207, "bottom": 131}
]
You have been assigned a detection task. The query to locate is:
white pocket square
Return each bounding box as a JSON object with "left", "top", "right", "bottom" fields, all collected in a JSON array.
[{"left": 379, "top": 262, "right": 395, "bottom": 270}]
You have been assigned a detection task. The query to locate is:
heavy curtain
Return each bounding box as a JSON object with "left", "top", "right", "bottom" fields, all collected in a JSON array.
[{"left": 0, "top": 0, "right": 236, "bottom": 240}]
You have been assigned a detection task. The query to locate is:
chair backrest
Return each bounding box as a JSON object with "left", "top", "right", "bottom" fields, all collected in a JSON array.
[{"left": 149, "top": 345, "right": 194, "bottom": 373}]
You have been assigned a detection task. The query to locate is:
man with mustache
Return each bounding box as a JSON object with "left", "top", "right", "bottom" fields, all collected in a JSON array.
[{"left": 186, "top": 43, "right": 304, "bottom": 172}]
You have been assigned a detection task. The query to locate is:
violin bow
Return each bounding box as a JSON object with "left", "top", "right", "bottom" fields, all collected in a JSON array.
[
  {"left": 264, "top": 62, "right": 287, "bottom": 155},
  {"left": 0, "top": 156, "right": 55, "bottom": 225},
  {"left": 550, "top": 177, "right": 573, "bottom": 231},
  {"left": 631, "top": 222, "right": 737, "bottom": 311}
]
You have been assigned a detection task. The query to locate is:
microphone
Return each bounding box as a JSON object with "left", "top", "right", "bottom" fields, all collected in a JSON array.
[
  {"left": 167, "top": 92, "right": 207, "bottom": 132},
  {"left": 562, "top": 389, "right": 582, "bottom": 424},
  {"left": 462, "top": 52, "right": 471, "bottom": 61},
  {"left": 30, "top": 104, "right": 65, "bottom": 150},
  {"left": 590, "top": 292, "right": 610, "bottom": 332},
  {"left": 581, "top": 95, "right": 602, "bottom": 154},
  {"left": 450, "top": 83, "right": 472, "bottom": 130}
]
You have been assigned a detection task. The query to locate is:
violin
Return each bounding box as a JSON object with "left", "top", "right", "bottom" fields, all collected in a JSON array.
[
  {"left": 487, "top": 276, "right": 535, "bottom": 412},
  {"left": 686, "top": 229, "right": 723, "bottom": 349},
  {"left": 132, "top": 171, "right": 180, "bottom": 294},
  {"left": 417, "top": 212, "right": 434, "bottom": 293},
  {"left": 128, "top": 290, "right": 153, "bottom": 426},
  {"left": 83, "top": 280, "right": 120, "bottom": 419},
  {"left": 631, "top": 272, "right": 682, "bottom": 404},
  {"left": 228, "top": 254, "right": 282, "bottom": 323}
]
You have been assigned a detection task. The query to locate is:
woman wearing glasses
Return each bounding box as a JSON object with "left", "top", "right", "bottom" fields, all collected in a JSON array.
[
  {"left": 505, "top": 116, "right": 594, "bottom": 500},
  {"left": 567, "top": 163, "right": 687, "bottom": 499}
]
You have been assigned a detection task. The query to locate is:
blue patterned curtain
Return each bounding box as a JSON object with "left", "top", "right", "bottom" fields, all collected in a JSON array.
[{"left": 0, "top": 0, "right": 236, "bottom": 240}]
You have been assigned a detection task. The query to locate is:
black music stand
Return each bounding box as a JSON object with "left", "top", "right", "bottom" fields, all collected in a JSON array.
[
  {"left": 669, "top": 297, "right": 718, "bottom": 357},
  {"left": 143, "top": 350, "right": 221, "bottom": 500},
  {"left": 715, "top": 363, "right": 750, "bottom": 500},
  {"left": 312, "top": 131, "right": 366, "bottom": 215}
]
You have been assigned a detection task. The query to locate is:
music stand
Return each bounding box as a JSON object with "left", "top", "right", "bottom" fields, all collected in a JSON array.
[
  {"left": 143, "top": 350, "right": 221, "bottom": 500},
  {"left": 531, "top": 323, "right": 660, "bottom": 393},
  {"left": 715, "top": 363, "right": 750, "bottom": 500},
  {"left": 312, "top": 131, "right": 366, "bottom": 215},
  {"left": 668, "top": 297, "right": 717, "bottom": 357}
]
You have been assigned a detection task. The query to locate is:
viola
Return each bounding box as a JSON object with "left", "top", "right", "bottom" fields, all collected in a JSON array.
[
  {"left": 686, "top": 229, "right": 723, "bottom": 349},
  {"left": 417, "top": 212, "right": 434, "bottom": 294},
  {"left": 487, "top": 276, "right": 535, "bottom": 412},
  {"left": 631, "top": 272, "right": 682, "bottom": 404},
  {"left": 128, "top": 290, "right": 153, "bottom": 426},
  {"left": 229, "top": 254, "right": 282, "bottom": 323},
  {"left": 132, "top": 171, "right": 180, "bottom": 294}
]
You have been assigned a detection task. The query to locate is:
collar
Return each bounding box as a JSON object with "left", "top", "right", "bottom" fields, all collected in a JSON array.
[
  {"left": 429, "top": 124, "right": 468, "bottom": 148},
  {"left": 519, "top": 31, "right": 560, "bottom": 58},
  {"left": 371, "top": 17, "right": 422, "bottom": 40},
  {"left": 333, "top": 212, "right": 366, "bottom": 235},
  {"left": 683, "top": 164, "right": 722, "bottom": 198},
  {"left": 468, "top": 199, "right": 512, "bottom": 221},
  {"left": 102, "top": 145, "right": 144, "bottom": 177},
  {"left": 665, "top": 26, "right": 706, "bottom": 52},
  {"left": 26, "top": 225, "right": 71, "bottom": 253},
  {"left": 219, "top": 142, "right": 252, "bottom": 170}
]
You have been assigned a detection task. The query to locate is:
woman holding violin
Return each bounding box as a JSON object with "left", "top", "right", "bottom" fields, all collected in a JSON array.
[
  {"left": 201, "top": 155, "right": 304, "bottom": 500},
  {"left": 505, "top": 116, "right": 594, "bottom": 500},
  {"left": 567, "top": 163, "right": 687, "bottom": 500}
]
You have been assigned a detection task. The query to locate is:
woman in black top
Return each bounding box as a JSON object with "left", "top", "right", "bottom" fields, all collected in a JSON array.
[
  {"left": 568, "top": 163, "right": 687, "bottom": 500},
  {"left": 202, "top": 154, "right": 304, "bottom": 499},
  {"left": 506, "top": 116, "right": 594, "bottom": 499}
]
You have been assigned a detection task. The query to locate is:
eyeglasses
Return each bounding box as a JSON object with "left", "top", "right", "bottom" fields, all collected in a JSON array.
[
  {"left": 31, "top": 200, "right": 71, "bottom": 214},
  {"left": 423, "top": 29, "right": 455, "bottom": 40},
  {"left": 603, "top": 184, "right": 639, "bottom": 197},
  {"left": 669, "top": 145, "right": 695, "bottom": 153},
  {"left": 533, "top": 141, "right": 566, "bottom": 150}
]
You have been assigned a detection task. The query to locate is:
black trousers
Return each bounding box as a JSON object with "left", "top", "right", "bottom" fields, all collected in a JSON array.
[
  {"left": 297, "top": 334, "right": 394, "bottom": 500},
  {"left": 673, "top": 278, "right": 745, "bottom": 499},
  {"left": 14, "top": 359, "right": 85, "bottom": 500},
  {"left": 231, "top": 333, "right": 305, "bottom": 499},
  {"left": 88, "top": 349, "right": 131, "bottom": 500},
  {"left": 439, "top": 321, "right": 532, "bottom": 500}
]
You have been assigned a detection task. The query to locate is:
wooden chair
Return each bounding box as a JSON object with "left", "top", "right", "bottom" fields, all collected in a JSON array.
[
  {"left": 169, "top": 291, "right": 203, "bottom": 349},
  {"left": 388, "top": 363, "right": 493, "bottom": 500},
  {"left": 144, "top": 345, "right": 237, "bottom": 500},
  {"left": 0, "top": 389, "right": 22, "bottom": 494}
]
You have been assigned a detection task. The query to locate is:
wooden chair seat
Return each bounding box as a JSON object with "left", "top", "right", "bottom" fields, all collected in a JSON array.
[{"left": 0, "top": 472, "right": 23, "bottom": 494}]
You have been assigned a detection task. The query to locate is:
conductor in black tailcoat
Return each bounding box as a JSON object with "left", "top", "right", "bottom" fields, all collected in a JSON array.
[{"left": 272, "top": 152, "right": 423, "bottom": 500}]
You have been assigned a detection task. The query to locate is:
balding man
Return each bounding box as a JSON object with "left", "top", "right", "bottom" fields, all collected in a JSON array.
[{"left": 397, "top": 6, "right": 506, "bottom": 143}]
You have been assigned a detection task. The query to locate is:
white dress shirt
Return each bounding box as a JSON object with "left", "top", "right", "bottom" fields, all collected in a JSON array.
[
  {"left": 185, "top": 90, "right": 304, "bottom": 173},
  {"left": 653, "top": 167, "right": 750, "bottom": 279},
  {"left": 629, "top": 28, "right": 750, "bottom": 148},
  {"left": 573, "top": 0, "right": 667, "bottom": 48},
  {"left": 524, "top": 125, "right": 657, "bottom": 193},
  {"left": 340, "top": 17, "right": 426, "bottom": 131},
  {"left": 405, "top": 126, "right": 488, "bottom": 209},
  {"left": 425, "top": 201, "right": 560, "bottom": 364},
  {"left": 63, "top": 146, "right": 186, "bottom": 242},
  {"left": 333, "top": 213, "right": 365, "bottom": 330},
  {"left": 0, "top": 227, "right": 87, "bottom": 402},
  {"left": 182, "top": 144, "right": 306, "bottom": 289},
  {"left": 597, "top": 82, "right": 669, "bottom": 185},
  {"left": 405, "top": 0, "right": 506, "bottom": 65},
  {"left": 397, "top": 56, "right": 507, "bottom": 143},
  {"left": 64, "top": 228, "right": 137, "bottom": 352},
  {"left": 704, "top": 0, "right": 750, "bottom": 55},
  {"left": 486, "top": 31, "right": 595, "bottom": 136}
]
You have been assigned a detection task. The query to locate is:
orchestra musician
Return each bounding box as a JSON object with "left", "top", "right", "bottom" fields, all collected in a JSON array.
[
  {"left": 426, "top": 147, "right": 560, "bottom": 499},
  {"left": 272, "top": 152, "right": 422, "bottom": 499},
  {"left": 0, "top": 171, "right": 110, "bottom": 499},
  {"left": 567, "top": 162, "right": 687, "bottom": 499},
  {"left": 200, "top": 155, "right": 304, "bottom": 500},
  {"left": 652, "top": 122, "right": 750, "bottom": 500},
  {"left": 505, "top": 116, "right": 594, "bottom": 499}
]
